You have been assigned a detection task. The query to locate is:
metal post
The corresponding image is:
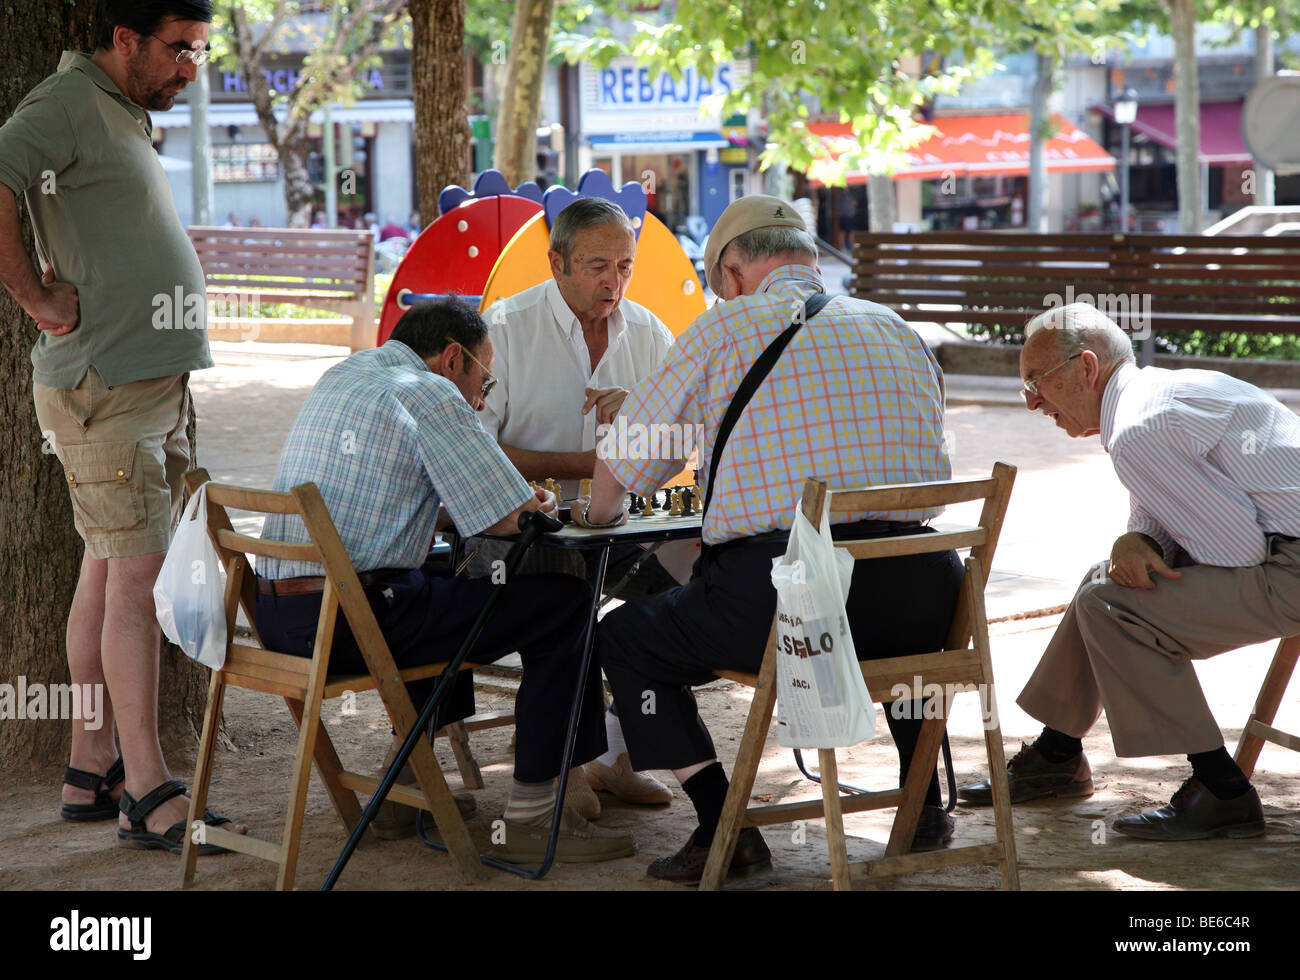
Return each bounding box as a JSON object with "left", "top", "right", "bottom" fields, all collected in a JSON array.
[
  {"left": 324, "top": 103, "right": 336, "bottom": 228},
  {"left": 1119, "top": 121, "right": 1130, "bottom": 234},
  {"left": 189, "top": 66, "right": 213, "bottom": 226}
]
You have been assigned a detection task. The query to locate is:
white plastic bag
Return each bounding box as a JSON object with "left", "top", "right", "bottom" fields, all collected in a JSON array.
[
  {"left": 770, "top": 504, "right": 875, "bottom": 748},
  {"left": 153, "top": 482, "right": 227, "bottom": 670}
]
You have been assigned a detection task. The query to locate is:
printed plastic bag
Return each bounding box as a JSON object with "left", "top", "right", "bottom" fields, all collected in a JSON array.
[
  {"left": 769, "top": 504, "right": 875, "bottom": 748},
  {"left": 153, "top": 483, "right": 227, "bottom": 670}
]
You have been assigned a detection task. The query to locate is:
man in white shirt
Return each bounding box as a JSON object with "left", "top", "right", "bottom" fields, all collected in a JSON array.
[
  {"left": 474, "top": 197, "right": 681, "bottom": 811},
  {"left": 960, "top": 302, "right": 1300, "bottom": 841}
]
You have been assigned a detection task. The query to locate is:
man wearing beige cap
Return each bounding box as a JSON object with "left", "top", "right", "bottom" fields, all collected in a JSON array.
[{"left": 576, "top": 195, "right": 961, "bottom": 883}]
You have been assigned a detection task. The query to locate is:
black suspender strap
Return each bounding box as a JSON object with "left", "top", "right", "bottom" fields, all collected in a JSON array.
[{"left": 702, "top": 291, "right": 833, "bottom": 518}]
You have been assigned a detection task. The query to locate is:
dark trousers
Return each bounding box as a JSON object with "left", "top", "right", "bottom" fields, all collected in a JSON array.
[
  {"left": 598, "top": 526, "right": 963, "bottom": 789},
  {"left": 254, "top": 561, "right": 607, "bottom": 782}
]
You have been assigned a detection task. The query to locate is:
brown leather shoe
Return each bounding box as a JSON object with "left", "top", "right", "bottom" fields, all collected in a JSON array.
[
  {"left": 958, "top": 743, "right": 1093, "bottom": 806},
  {"left": 371, "top": 762, "right": 476, "bottom": 840},
  {"left": 647, "top": 827, "right": 772, "bottom": 884},
  {"left": 1112, "top": 778, "right": 1265, "bottom": 841}
]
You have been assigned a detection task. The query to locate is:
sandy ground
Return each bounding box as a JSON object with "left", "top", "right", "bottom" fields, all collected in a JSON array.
[{"left": 2, "top": 342, "right": 1297, "bottom": 892}]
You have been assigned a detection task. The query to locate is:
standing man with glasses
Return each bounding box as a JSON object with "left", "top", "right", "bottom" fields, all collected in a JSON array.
[
  {"left": 0, "top": 1, "right": 243, "bottom": 854},
  {"left": 960, "top": 302, "right": 1300, "bottom": 841}
]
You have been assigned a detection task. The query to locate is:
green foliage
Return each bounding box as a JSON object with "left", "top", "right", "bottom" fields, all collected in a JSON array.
[{"left": 552, "top": 1, "right": 1132, "bottom": 187}]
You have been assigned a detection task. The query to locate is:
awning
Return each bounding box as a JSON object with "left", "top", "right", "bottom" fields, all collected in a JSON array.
[
  {"left": 1092, "top": 100, "right": 1249, "bottom": 166},
  {"left": 587, "top": 131, "right": 729, "bottom": 153},
  {"left": 808, "top": 113, "right": 1115, "bottom": 183},
  {"left": 153, "top": 98, "right": 414, "bottom": 130}
]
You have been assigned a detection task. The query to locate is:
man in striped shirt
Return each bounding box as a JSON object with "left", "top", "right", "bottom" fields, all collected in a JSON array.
[
  {"left": 578, "top": 196, "right": 962, "bottom": 882},
  {"left": 961, "top": 301, "right": 1300, "bottom": 841}
]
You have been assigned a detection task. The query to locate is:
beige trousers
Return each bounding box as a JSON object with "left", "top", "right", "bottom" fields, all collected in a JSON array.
[{"left": 1017, "top": 535, "right": 1300, "bottom": 757}]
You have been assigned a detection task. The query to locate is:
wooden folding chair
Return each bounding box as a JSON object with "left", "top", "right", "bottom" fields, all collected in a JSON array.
[
  {"left": 1234, "top": 635, "right": 1300, "bottom": 779},
  {"left": 702, "top": 462, "right": 1019, "bottom": 890},
  {"left": 177, "top": 468, "right": 492, "bottom": 890}
]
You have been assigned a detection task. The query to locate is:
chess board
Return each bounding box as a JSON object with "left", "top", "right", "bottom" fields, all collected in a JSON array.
[{"left": 529, "top": 481, "right": 704, "bottom": 548}]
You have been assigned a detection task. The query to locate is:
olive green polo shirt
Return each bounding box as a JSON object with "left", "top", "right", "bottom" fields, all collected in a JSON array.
[{"left": 0, "top": 51, "right": 212, "bottom": 389}]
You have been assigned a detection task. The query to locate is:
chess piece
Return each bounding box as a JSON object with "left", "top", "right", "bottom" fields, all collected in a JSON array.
[
  {"left": 641, "top": 495, "right": 655, "bottom": 517},
  {"left": 681, "top": 488, "right": 695, "bottom": 517},
  {"left": 628, "top": 491, "right": 638, "bottom": 510},
  {"left": 669, "top": 490, "right": 683, "bottom": 516},
  {"left": 580, "top": 478, "right": 592, "bottom": 499}
]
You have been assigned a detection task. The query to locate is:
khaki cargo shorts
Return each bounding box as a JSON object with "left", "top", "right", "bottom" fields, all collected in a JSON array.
[{"left": 33, "top": 366, "right": 192, "bottom": 559}]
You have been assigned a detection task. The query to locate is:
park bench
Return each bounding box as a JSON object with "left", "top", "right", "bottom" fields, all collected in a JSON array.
[
  {"left": 189, "top": 226, "right": 375, "bottom": 351},
  {"left": 851, "top": 232, "right": 1300, "bottom": 350}
]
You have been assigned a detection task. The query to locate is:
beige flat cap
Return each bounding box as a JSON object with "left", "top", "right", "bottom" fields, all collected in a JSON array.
[{"left": 703, "top": 194, "right": 808, "bottom": 296}]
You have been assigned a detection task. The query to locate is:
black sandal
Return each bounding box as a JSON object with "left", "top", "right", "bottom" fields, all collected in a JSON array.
[
  {"left": 61, "top": 757, "right": 125, "bottom": 822},
  {"left": 117, "top": 778, "right": 234, "bottom": 855}
]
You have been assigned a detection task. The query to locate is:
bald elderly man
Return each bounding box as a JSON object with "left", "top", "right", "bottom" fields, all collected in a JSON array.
[{"left": 960, "top": 302, "right": 1300, "bottom": 840}]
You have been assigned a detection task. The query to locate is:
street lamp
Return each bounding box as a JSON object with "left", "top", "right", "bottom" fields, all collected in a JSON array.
[{"left": 1114, "top": 89, "right": 1138, "bottom": 233}]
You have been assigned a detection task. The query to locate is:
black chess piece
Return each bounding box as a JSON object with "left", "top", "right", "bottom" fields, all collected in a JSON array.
[{"left": 681, "top": 487, "right": 695, "bottom": 516}]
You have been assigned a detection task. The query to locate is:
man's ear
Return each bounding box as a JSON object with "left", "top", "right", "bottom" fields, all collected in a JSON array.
[
  {"left": 1081, "top": 349, "right": 1101, "bottom": 389},
  {"left": 112, "top": 24, "right": 141, "bottom": 57},
  {"left": 547, "top": 249, "right": 565, "bottom": 279}
]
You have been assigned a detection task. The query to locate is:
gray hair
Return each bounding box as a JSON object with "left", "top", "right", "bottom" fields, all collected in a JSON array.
[
  {"left": 722, "top": 225, "right": 818, "bottom": 268},
  {"left": 550, "top": 198, "right": 635, "bottom": 272},
  {"left": 1025, "top": 302, "right": 1135, "bottom": 369}
]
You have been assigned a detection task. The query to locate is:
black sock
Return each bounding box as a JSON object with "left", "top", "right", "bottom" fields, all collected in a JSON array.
[
  {"left": 1187, "top": 748, "right": 1251, "bottom": 800},
  {"left": 883, "top": 702, "right": 942, "bottom": 807},
  {"left": 683, "top": 762, "right": 729, "bottom": 847},
  {"left": 1031, "top": 727, "right": 1083, "bottom": 763}
]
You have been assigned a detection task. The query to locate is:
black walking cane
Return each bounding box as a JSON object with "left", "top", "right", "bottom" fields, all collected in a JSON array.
[{"left": 321, "top": 507, "right": 564, "bottom": 891}]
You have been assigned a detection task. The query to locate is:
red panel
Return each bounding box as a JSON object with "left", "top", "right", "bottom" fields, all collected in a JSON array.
[{"left": 377, "top": 195, "right": 542, "bottom": 345}]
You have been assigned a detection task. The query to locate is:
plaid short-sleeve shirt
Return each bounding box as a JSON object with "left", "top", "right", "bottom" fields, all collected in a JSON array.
[
  {"left": 602, "top": 266, "right": 951, "bottom": 545},
  {"left": 261, "top": 341, "right": 532, "bottom": 577}
]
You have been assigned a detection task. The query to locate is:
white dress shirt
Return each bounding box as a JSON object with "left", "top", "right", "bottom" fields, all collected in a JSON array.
[
  {"left": 480, "top": 278, "right": 673, "bottom": 498},
  {"left": 1101, "top": 362, "right": 1300, "bottom": 567}
]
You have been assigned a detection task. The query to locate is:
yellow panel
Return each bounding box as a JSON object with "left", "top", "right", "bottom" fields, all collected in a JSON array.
[{"left": 480, "top": 211, "right": 706, "bottom": 337}]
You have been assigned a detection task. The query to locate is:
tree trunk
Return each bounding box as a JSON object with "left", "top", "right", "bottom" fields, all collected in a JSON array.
[
  {"left": 493, "top": 0, "right": 556, "bottom": 187},
  {"left": 279, "top": 121, "right": 316, "bottom": 228},
  {"left": 1168, "top": 0, "right": 1202, "bottom": 233},
  {"left": 867, "top": 175, "right": 896, "bottom": 233},
  {"left": 1027, "top": 50, "right": 1055, "bottom": 234},
  {"left": 0, "top": 3, "right": 208, "bottom": 775},
  {"left": 412, "top": 0, "right": 470, "bottom": 221}
]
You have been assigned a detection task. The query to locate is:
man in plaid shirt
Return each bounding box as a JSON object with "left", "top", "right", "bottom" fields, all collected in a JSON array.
[
  {"left": 255, "top": 299, "right": 634, "bottom": 864},
  {"left": 578, "top": 197, "right": 960, "bottom": 882}
]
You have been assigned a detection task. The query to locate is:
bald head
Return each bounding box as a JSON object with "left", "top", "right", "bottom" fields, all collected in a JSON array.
[{"left": 1024, "top": 302, "right": 1135, "bottom": 370}]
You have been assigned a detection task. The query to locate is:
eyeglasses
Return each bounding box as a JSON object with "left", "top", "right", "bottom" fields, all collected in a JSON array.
[
  {"left": 1022, "top": 351, "right": 1082, "bottom": 396},
  {"left": 147, "top": 33, "right": 211, "bottom": 66},
  {"left": 448, "top": 339, "right": 497, "bottom": 398}
]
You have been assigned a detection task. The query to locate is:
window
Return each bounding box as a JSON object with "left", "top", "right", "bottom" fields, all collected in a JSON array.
[{"left": 212, "top": 142, "right": 280, "bottom": 183}]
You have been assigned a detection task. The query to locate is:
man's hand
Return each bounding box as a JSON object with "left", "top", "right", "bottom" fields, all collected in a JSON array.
[
  {"left": 29, "top": 265, "right": 79, "bottom": 335},
  {"left": 582, "top": 386, "right": 629, "bottom": 426},
  {"left": 1107, "top": 532, "right": 1181, "bottom": 589},
  {"left": 570, "top": 492, "right": 628, "bottom": 529},
  {"left": 535, "top": 486, "right": 558, "bottom": 517}
]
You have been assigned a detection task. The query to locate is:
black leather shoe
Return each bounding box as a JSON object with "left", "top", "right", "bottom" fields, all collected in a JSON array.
[
  {"left": 958, "top": 743, "right": 1093, "bottom": 806},
  {"left": 910, "top": 805, "right": 955, "bottom": 851},
  {"left": 1112, "top": 778, "right": 1265, "bottom": 841},
  {"left": 647, "top": 826, "right": 772, "bottom": 884}
]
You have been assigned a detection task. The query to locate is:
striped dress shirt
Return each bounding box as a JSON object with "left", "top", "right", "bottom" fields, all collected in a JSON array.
[
  {"left": 260, "top": 341, "right": 533, "bottom": 578},
  {"left": 1102, "top": 362, "right": 1300, "bottom": 567},
  {"left": 603, "top": 265, "right": 951, "bottom": 545}
]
